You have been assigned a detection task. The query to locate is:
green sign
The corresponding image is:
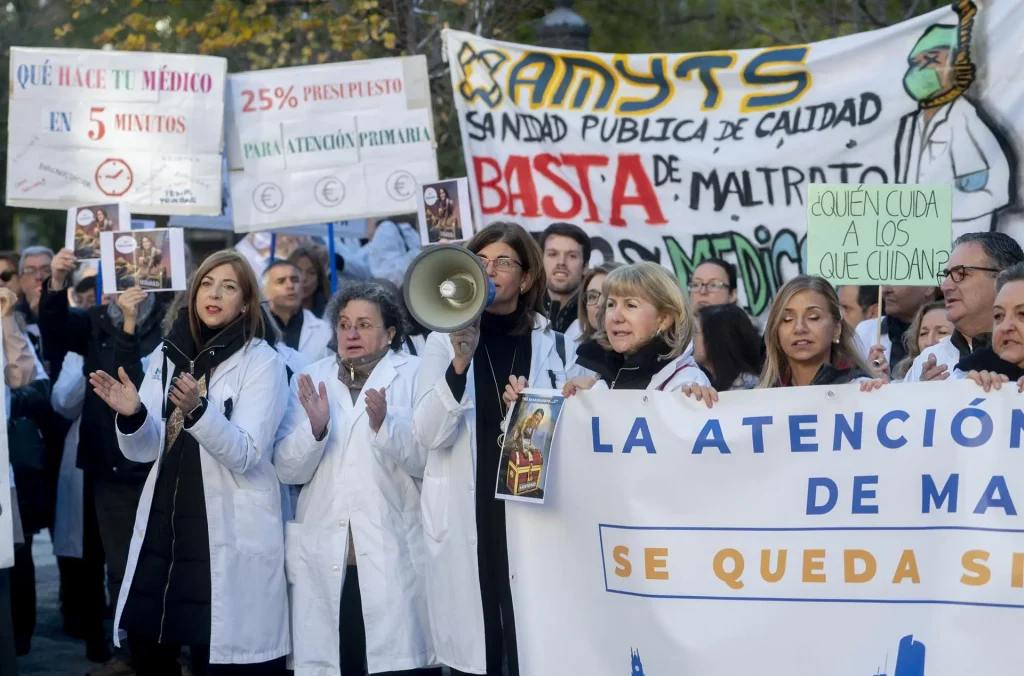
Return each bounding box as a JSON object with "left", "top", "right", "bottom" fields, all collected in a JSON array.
[{"left": 806, "top": 184, "right": 952, "bottom": 286}]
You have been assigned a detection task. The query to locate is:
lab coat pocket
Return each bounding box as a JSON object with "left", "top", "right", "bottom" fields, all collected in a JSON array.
[
  {"left": 420, "top": 476, "right": 449, "bottom": 543},
  {"left": 232, "top": 489, "right": 282, "bottom": 556}
]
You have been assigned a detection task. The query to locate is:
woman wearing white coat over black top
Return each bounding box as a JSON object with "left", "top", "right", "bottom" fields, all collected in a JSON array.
[
  {"left": 88, "top": 250, "right": 290, "bottom": 675},
  {"left": 275, "top": 281, "right": 440, "bottom": 676},
  {"left": 413, "top": 223, "right": 573, "bottom": 676}
]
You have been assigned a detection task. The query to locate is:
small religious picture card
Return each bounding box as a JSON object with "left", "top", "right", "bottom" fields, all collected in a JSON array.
[
  {"left": 66, "top": 203, "right": 130, "bottom": 260},
  {"left": 416, "top": 177, "right": 473, "bottom": 246},
  {"left": 495, "top": 389, "right": 565, "bottom": 504},
  {"left": 100, "top": 228, "right": 187, "bottom": 294}
]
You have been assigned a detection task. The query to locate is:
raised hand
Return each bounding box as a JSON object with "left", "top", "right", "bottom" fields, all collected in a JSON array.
[
  {"left": 89, "top": 367, "right": 141, "bottom": 416},
  {"left": 169, "top": 373, "right": 202, "bottom": 415},
  {"left": 921, "top": 354, "right": 949, "bottom": 382},
  {"left": 449, "top": 319, "right": 481, "bottom": 374},
  {"left": 116, "top": 287, "right": 148, "bottom": 335},
  {"left": 503, "top": 375, "right": 527, "bottom": 407},
  {"left": 867, "top": 345, "right": 890, "bottom": 378},
  {"left": 298, "top": 374, "right": 330, "bottom": 439},
  {"left": 365, "top": 387, "right": 388, "bottom": 433},
  {"left": 50, "top": 248, "right": 77, "bottom": 290},
  {"left": 0, "top": 288, "right": 16, "bottom": 317}
]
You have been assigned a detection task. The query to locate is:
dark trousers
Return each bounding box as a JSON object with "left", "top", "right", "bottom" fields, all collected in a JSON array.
[
  {"left": 469, "top": 503, "right": 518, "bottom": 676},
  {"left": 0, "top": 569, "right": 17, "bottom": 676},
  {"left": 10, "top": 534, "right": 34, "bottom": 654},
  {"left": 92, "top": 474, "right": 146, "bottom": 659},
  {"left": 338, "top": 565, "right": 442, "bottom": 676},
  {"left": 61, "top": 475, "right": 108, "bottom": 646},
  {"left": 128, "top": 634, "right": 286, "bottom": 676}
]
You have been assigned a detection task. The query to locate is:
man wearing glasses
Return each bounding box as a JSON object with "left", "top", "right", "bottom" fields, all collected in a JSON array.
[
  {"left": 9, "top": 247, "right": 54, "bottom": 370},
  {"left": 904, "top": 232, "right": 1024, "bottom": 382}
]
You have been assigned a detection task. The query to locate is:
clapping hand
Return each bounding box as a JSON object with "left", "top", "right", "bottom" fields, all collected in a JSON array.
[
  {"left": 365, "top": 387, "right": 387, "bottom": 433},
  {"left": 89, "top": 367, "right": 142, "bottom": 416},
  {"left": 298, "top": 374, "right": 330, "bottom": 439}
]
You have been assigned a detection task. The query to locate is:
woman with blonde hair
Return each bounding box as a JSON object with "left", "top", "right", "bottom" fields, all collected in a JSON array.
[
  {"left": 759, "top": 275, "right": 884, "bottom": 390},
  {"left": 891, "top": 301, "right": 953, "bottom": 381},
  {"left": 558, "top": 262, "right": 716, "bottom": 402}
]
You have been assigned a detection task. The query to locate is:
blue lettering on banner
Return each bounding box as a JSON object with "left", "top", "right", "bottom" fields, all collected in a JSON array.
[
  {"left": 806, "top": 477, "right": 838, "bottom": 515},
  {"left": 742, "top": 416, "right": 772, "bottom": 453},
  {"left": 692, "top": 419, "right": 730, "bottom": 454},
  {"left": 789, "top": 414, "right": 817, "bottom": 452},
  {"left": 833, "top": 412, "right": 862, "bottom": 451},
  {"left": 852, "top": 475, "right": 879, "bottom": 514},
  {"left": 624, "top": 417, "right": 657, "bottom": 454},
  {"left": 974, "top": 476, "right": 1017, "bottom": 515},
  {"left": 877, "top": 410, "right": 909, "bottom": 449},
  {"left": 922, "top": 474, "right": 959, "bottom": 513},
  {"left": 950, "top": 398, "right": 993, "bottom": 448},
  {"left": 592, "top": 417, "right": 613, "bottom": 453}
]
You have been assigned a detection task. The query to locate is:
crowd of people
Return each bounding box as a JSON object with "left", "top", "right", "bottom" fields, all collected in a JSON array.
[{"left": 1, "top": 218, "right": 1023, "bottom": 676}]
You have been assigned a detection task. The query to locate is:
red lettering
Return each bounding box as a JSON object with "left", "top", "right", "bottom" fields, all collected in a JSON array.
[
  {"left": 609, "top": 154, "right": 666, "bottom": 226},
  {"left": 534, "top": 153, "right": 581, "bottom": 220},
  {"left": 473, "top": 157, "right": 507, "bottom": 215},
  {"left": 561, "top": 154, "right": 609, "bottom": 223},
  {"left": 504, "top": 155, "right": 541, "bottom": 218}
]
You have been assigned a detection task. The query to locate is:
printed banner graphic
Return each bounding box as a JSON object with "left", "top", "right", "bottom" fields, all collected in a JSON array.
[
  {"left": 506, "top": 382, "right": 1024, "bottom": 675},
  {"left": 6, "top": 48, "right": 227, "bottom": 215},
  {"left": 446, "top": 0, "right": 1024, "bottom": 316},
  {"left": 226, "top": 56, "right": 437, "bottom": 232}
]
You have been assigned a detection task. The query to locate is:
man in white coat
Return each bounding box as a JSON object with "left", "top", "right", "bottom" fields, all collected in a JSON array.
[
  {"left": 264, "top": 261, "right": 332, "bottom": 363},
  {"left": 904, "top": 232, "right": 1024, "bottom": 382}
]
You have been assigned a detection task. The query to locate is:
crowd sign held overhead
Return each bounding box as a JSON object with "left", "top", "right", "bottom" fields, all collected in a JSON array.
[
  {"left": 225, "top": 57, "right": 437, "bottom": 233},
  {"left": 445, "top": 0, "right": 1023, "bottom": 317},
  {"left": 807, "top": 184, "right": 952, "bottom": 286},
  {"left": 5, "top": 47, "right": 227, "bottom": 215}
]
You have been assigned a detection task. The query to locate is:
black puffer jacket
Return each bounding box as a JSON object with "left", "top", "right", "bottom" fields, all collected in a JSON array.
[
  {"left": 38, "top": 281, "right": 167, "bottom": 482},
  {"left": 780, "top": 363, "right": 866, "bottom": 387}
]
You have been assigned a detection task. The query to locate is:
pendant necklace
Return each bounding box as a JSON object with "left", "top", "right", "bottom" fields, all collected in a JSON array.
[{"left": 484, "top": 343, "right": 518, "bottom": 448}]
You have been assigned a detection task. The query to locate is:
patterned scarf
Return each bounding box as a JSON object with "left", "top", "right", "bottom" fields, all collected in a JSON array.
[{"left": 337, "top": 346, "right": 390, "bottom": 400}]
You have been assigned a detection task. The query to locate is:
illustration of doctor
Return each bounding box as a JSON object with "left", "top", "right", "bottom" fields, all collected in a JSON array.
[{"left": 894, "top": 0, "right": 1012, "bottom": 235}]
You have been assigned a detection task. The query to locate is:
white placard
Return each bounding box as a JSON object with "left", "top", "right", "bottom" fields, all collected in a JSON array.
[
  {"left": 226, "top": 56, "right": 437, "bottom": 232},
  {"left": 6, "top": 47, "right": 227, "bottom": 215},
  {"left": 416, "top": 177, "right": 473, "bottom": 245},
  {"left": 100, "top": 228, "right": 187, "bottom": 294},
  {"left": 65, "top": 203, "right": 131, "bottom": 260}
]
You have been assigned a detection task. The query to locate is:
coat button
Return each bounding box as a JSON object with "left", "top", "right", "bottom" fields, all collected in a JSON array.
[
  {"left": 338, "top": 521, "right": 345, "bottom": 528},
  {"left": 332, "top": 565, "right": 339, "bottom": 572}
]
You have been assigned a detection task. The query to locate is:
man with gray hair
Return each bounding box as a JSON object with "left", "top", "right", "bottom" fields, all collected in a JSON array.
[
  {"left": 904, "top": 231, "right": 1024, "bottom": 382},
  {"left": 14, "top": 246, "right": 54, "bottom": 368}
]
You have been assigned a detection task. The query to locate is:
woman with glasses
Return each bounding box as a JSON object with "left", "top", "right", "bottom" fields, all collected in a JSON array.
[
  {"left": 275, "top": 281, "right": 439, "bottom": 676},
  {"left": 687, "top": 258, "right": 737, "bottom": 310},
  {"left": 952, "top": 264, "right": 1024, "bottom": 391},
  {"left": 564, "top": 261, "right": 622, "bottom": 344},
  {"left": 412, "top": 222, "right": 571, "bottom": 676}
]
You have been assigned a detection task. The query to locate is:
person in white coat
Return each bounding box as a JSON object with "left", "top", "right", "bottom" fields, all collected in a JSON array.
[
  {"left": 263, "top": 261, "right": 332, "bottom": 363},
  {"left": 275, "top": 281, "right": 440, "bottom": 676},
  {"left": 88, "top": 250, "right": 290, "bottom": 675},
  {"left": 412, "top": 222, "right": 573, "bottom": 676}
]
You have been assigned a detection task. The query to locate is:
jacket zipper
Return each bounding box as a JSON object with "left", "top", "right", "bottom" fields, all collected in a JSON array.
[
  {"left": 158, "top": 468, "right": 182, "bottom": 642},
  {"left": 163, "top": 339, "right": 224, "bottom": 376},
  {"left": 610, "top": 365, "right": 640, "bottom": 390}
]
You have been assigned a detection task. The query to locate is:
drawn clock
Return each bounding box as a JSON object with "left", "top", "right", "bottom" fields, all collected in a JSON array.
[{"left": 95, "top": 158, "right": 134, "bottom": 197}]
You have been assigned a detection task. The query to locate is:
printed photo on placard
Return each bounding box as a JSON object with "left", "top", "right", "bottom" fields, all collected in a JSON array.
[
  {"left": 66, "top": 203, "right": 130, "bottom": 260},
  {"left": 416, "top": 177, "right": 472, "bottom": 246},
  {"left": 100, "top": 228, "right": 187, "bottom": 294},
  {"left": 495, "top": 389, "right": 565, "bottom": 504}
]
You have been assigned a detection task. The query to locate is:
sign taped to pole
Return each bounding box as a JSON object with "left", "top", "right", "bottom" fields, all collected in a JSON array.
[{"left": 506, "top": 382, "right": 1024, "bottom": 674}]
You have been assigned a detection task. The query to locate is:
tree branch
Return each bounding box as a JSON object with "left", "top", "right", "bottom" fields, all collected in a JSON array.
[{"left": 856, "top": 0, "right": 887, "bottom": 27}]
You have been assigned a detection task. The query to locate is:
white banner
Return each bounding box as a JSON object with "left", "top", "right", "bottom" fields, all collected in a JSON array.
[
  {"left": 6, "top": 47, "right": 227, "bottom": 215},
  {"left": 0, "top": 320, "right": 12, "bottom": 570},
  {"left": 508, "top": 382, "right": 1024, "bottom": 675},
  {"left": 226, "top": 57, "right": 437, "bottom": 232},
  {"left": 446, "top": 0, "right": 1024, "bottom": 317}
]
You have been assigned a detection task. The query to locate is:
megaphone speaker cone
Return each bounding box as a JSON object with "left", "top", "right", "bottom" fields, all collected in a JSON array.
[{"left": 403, "top": 244, "right": 496, "bottom": 333}]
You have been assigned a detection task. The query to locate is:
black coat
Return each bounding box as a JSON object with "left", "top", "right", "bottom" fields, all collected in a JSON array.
[{"left": 38, "top": 281, "right": 166, "bottom": 482}]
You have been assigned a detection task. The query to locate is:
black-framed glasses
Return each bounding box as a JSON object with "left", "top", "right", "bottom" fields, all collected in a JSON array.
[
  {"left": 477, "top": 255, "right": 522, "bottom": 272},
  {"left": 937, "top": 265, "right": 1000, "bottom": 285},
  {"left": 584, "top": 290, "right": 602, "bottom": 306},
  {"left": 688, "top": 280, "right": 730, "bottom": 293},
  {"left": 0, "top": 271, "right": 14, "bottom": 283}
]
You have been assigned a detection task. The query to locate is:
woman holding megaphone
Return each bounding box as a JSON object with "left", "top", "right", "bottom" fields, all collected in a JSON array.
[{"left": 412, "top": 222, "right": 572, "bottom": 676}]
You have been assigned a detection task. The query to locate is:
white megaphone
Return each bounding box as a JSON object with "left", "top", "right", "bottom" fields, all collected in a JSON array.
[{"left": 403, "top": 244, "right": 496, "bottom": 336}]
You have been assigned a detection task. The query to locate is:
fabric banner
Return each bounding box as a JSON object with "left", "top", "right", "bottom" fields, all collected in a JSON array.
[
  {"left": 0, "top": 320, "right": 12, "bottom": 570},
  {"left": 506, "top": 381, "right": 1024, "bottom": 674},
  {"left": 226, "top": 56, "right": 437, "bottom": 232},
  {"left": 445, "top": 0, "right": 1024, "bottom": 317},
  {"left": 6, "top": 47, "right": 227, "bottom": 215}
]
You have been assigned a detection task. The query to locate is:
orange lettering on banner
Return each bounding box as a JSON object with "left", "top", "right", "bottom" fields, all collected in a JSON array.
[
  {"left": 760, "top": 549, "right": 787, "bottom": 583},
  {"left": 844, "top": 549, "right": 877, "bottom": 583},
  {"left": 892, "top": 550, "right": 920, "bottom": 584},
  {"left": 961, "top": 550, "right": 991, "bottom": 586},
  {"left": 1013, "top": 553, "right": 1024, "bottom": 589},
  {"left": 801, "top": 549, "right": 826, "bottom": 583},
  {"left": 645, "top": 548, "right": 669, "bottom": 580},
  {"left": 613, "top": 545, "right": 631, "bottom": 578}
]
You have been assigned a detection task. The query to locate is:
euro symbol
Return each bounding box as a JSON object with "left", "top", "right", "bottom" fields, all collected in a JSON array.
[
  {"left": 386, "top": 170, "right": 415, "bottom": 201},
  {"left": 253, "top": 183, "right": 283, "bottom": 214},
  {"left": 315, "top": 177, "right": 345, "bottom": 207}
]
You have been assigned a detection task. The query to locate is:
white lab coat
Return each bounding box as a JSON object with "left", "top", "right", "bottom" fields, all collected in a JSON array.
[
  {"left": 114, "top": 339, "right": 291, "bottom": 664},
  {"left": 276, "top": 350, "right": 434, "bottom": 675},
  {"left": 895, "top": 97, "right": 1011, "bottom": 237},
  {"left": 51, "top": 352, "right": 86, "bottom": 559},
  {"left": 367, "top": 220, "right": 421, "bottom": 289},
  {"left": 902, "top": 334, "right": 962, "bottom": 383},
  {"left": 854, "top": 318, "right": 891, "bottom": 362},
  {"left": 563, "top": 318, "right": 584, "bottom": 345},
  {"left": 412, "top": 318, "right": 572, "bottom": 674},
  {"left": 296, "top": 309, "right": 332, "bottom": 363}
]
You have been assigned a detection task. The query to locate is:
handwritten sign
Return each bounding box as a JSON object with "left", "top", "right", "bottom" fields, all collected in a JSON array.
[
  {"left": 6, "top": 47, "right": 227, "bottom": 215},
  {"left": 807, "top": 184, "right": 952, "bottom": 286},
  {"left": 225, "top": 56, "right": 437, "bottom": 232}
]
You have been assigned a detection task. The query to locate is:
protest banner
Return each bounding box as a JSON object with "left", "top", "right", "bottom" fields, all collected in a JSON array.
[
  {"left": 505, "top": 382, "right": 1024, "bottom": 674},
  {"left": 445, "top": 0, "right": 1024, "bottom": 318},
  {"left": 807, "top": 184, "right": 952, "bottom": 286},
  {"left": 0, "top": 320, "right": 12, "bottom": 569},
  {"left": 6, "top": 47, "right": 227, "bottom": 215},
  {"left": 226, "top": 57, "right": 437, "bottom": 232}
]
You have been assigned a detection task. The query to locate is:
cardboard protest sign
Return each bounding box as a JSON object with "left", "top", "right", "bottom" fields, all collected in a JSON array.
[
  {"left": 6, "top": 48, "right": 226, "bottom": 215},
  {"left": 807, "top": 184, "right": 952, "bottom": 286},
  {"left": 100, "top": 228, "right": 187, "bottom": 294},
  {"left": 66, "top": 203, "right": 130, "bottom": 260}
]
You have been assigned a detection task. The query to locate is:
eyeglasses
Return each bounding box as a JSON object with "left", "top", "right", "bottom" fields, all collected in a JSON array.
[
  {"left": 477, "top": 256, "right": 522, "bottom": 272},
  {"left": 936, "top": 265, "right": 1000, "bottom": 285},
  {"left": 688, "top": 280, "right": 730, "bottom": 293},
  {"left": 338, "top": 321, "right": 383, "bottom": 333},
  {"left": 21, "top": 265, "right": 51, "bottom": 278},
  {"left": 0, "top": 271, "right": 14, "bottom": 283},
  {"left": 584, "top": 290, "right": 602, "bottom": 306}
]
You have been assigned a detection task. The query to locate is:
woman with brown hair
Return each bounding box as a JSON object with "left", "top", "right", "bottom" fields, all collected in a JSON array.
[
  {"left": 759, "top": 275, "right": 884, "bottom": 390},
  {"left": 289, "top": 245, "right": 331, "bottom": 318},
  {"left": 412, "top": 222, "right": 572, "bottom": 676},
  {"left": 88, "top": 250, "right": 291, "bottom": 674},
  {"left": 565, "top": 261, "right": 622, "bottom": 344}
]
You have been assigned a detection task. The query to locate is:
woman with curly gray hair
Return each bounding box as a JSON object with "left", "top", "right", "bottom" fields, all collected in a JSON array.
[{"left": 274, "top": 280, "right": 439, "bottom": 676}]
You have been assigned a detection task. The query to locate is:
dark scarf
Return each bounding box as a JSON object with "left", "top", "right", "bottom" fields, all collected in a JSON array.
[
  {"left": 956, "top": 347, "right": 1024, "bottom": 381},
  {"left": 543, "top": 292, "right": 579, "bottom": 334},
  {"left": 951, "top": 330, "right": 992, "bottom": 359},
  {"left": 576, "top": 335, "right": 672, "bottom": 390},
  {"left": 883, "top": 316, "right": 912, "bottom": 366},
  {"left": 337, "top": 346, "right": 390, "bottom": 401}
]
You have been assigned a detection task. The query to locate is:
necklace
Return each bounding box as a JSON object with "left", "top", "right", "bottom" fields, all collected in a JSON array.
[{"left": 484, "top": 343, "right": 518, "bottom": 448}]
